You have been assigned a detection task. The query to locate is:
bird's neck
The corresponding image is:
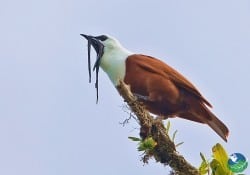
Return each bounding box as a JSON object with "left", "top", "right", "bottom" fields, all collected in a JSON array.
[{"left": 100, "top": 46, "right": 133, "bottom": 86}]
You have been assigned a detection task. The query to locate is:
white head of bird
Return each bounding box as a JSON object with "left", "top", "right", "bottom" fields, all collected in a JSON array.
[
  {"left": 81, "top": 34, "right": 132, "bottom": 85},
  {"left": 99, "top": 35, "right": 133, "bottom": 85}
]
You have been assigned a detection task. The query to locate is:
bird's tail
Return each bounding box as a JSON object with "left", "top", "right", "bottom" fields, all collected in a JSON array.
[
  {"left": 191, "top": 104, "right": 229, "bottom": 142},
  {"left": 205, "top": 109, "right": 229, "bottom": 142}
]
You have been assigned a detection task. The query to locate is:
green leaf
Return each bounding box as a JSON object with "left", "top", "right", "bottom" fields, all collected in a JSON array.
[
  {"left": 212, "top": 143, "right": 231, "bottom": 174},
  {"left": 199, "top": 153, "right": 209, "bottom": 175},
  {"left": 128, "top": 136, "right": 141, "bottom": 142},
  {"left": 175, "top": 141, "right": 184, "bottom": 147},
  {"left": 210, "top": 159, "right": 229, "bottom": 175},
  {"left": 211, "top": 143, "right": 234, "bottom": 175},
  {"left": 165, "top": 121, "right": 171, "bottom": 134},
  {"left": 200, "top": 152, "right": 207, "bottom": 162},
  {"left": 138, "top": 137, "right": 157, "bottom": 152},
  {"left": 172, "top": 130, "right": 177, "bottom": 141},
  {"left": 210, "top": 159, "right": 222, "bottom": 175}
]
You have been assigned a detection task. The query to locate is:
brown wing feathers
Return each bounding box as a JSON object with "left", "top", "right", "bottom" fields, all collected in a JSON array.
[
  {"left": 124, "top": 54, "right": 229, "bottom": 141},
  {"left": 135, "top": 55, "right": 212, "bottom": 108}
]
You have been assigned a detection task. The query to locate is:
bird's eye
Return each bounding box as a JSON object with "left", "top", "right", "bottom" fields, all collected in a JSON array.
[{"left": 95, "top": 35, "right": 108, "bottom": 41}]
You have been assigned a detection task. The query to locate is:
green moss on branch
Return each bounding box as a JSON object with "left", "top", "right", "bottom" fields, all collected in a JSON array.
[{"left": 117, "top": 80, "right": 199, "bottom": 175}]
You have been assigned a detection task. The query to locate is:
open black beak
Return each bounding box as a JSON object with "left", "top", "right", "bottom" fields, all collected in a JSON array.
[
  {"left": 80, "top": 34, "right": 104, "bottom": 59},
  {"left": 80, "top": 34, "right": 105, "bottom": 103}
]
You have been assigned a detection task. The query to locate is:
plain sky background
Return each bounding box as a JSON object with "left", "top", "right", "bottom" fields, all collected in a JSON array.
[{"left": 0, "top": 0, "right": 250, "bottom": 174}]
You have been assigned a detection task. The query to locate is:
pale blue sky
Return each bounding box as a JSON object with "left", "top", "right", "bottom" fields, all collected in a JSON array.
[{"left": 0, "top": 0, "right": 249, "bottom": 174}]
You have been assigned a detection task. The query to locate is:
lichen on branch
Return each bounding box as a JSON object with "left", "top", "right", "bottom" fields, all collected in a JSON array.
[{"left": 117, "top": 80, "right": 199, "bottom": 175}]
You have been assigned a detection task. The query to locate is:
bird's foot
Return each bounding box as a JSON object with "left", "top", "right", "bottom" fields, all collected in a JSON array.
[{"left": 133, "top": 93, "right": 150, "bottom": 101}]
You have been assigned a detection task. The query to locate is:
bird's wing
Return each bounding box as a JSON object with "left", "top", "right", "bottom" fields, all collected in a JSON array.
[{"left": 133, "top": 54, "right": 212, "bottom": 108}]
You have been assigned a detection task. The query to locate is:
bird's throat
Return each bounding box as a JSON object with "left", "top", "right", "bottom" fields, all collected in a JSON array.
[{"left": 100, "top": 48, "right": 132, "bottom": 86}]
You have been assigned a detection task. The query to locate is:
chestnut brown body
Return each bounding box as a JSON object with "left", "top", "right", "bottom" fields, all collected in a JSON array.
[{"left": 124, "top": 54, "right": 229, "bottom": 141}]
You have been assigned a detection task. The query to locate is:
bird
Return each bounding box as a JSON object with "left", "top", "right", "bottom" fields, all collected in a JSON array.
[{"left": 80, "top": 34, "right": 229, "bottom": 142}]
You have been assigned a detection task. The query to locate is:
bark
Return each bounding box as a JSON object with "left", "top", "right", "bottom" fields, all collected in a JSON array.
[{"left": 117, "top": 80, "right": 200, "bottom": 175}]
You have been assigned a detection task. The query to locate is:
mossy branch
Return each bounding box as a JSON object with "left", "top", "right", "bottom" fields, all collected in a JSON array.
[{"left": 117, "top": 80, "right": 199, "bottom": 175}]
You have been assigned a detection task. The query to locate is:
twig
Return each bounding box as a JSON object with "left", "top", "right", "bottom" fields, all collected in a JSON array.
[{"left": 117, "top": 80, "right": 200, "bottom": 175}]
